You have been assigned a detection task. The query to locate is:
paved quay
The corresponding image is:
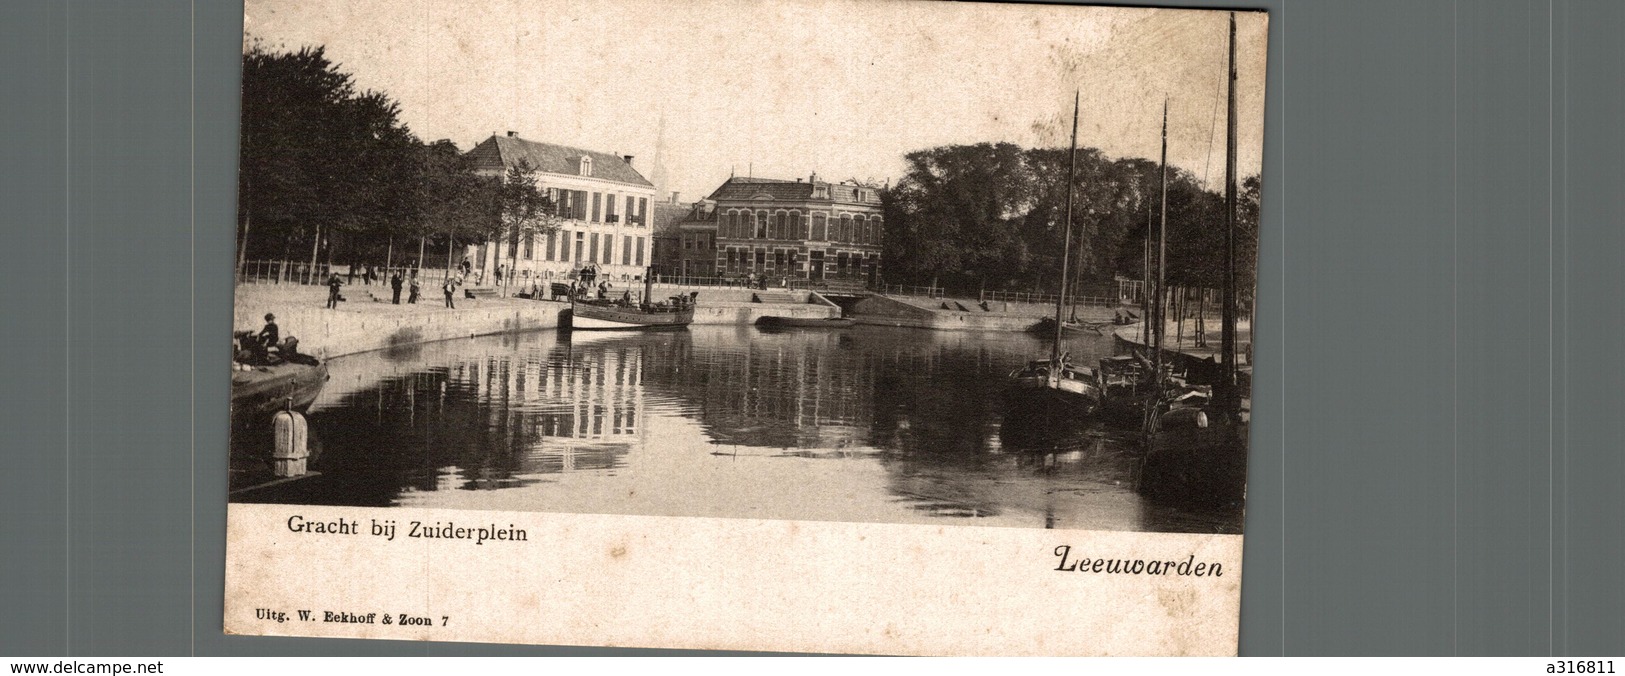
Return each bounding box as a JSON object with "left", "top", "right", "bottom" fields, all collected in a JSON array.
[{"left": 233, "top": 282, "right": 837, "bottom": 359}]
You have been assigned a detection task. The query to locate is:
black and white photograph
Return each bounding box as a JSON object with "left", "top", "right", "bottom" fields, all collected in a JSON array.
[
  {"left": 223, "top": 0, "right": 1264, "bottom": 655},
  {"left": 229, "top": 0, "right": 1265, "bottom": 534}
]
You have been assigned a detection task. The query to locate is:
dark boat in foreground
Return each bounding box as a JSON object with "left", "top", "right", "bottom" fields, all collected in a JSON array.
[
  {"left": 1006, "top": 355, "right": 1101, "bottom": 415},
  {"left": 1005, "top": 93, "right": 1100, "bottom": 418},
  {"left": 230, "top": 359, "right": 329, "bottom": 429},
  {"left": 1137, "top": 394, "right": 1247, "bottom": 506},
  {"left": 1096, "top": 354, "right": 1154, "bottom": 421},
  {"left": 755, "top": 315, "right": 855, "bottom": 329}
]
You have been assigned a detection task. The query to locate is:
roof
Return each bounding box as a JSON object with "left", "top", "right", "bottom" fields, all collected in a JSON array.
[
  {"left": 465, "top": 134, "right": 653, "bottom": 188},
  {"left": 705, "top": 177, "right": 814, "bottom": 202},
  {"left": 704, "top": 176, "right": 883, "bottom": 205},
  {"left": 650, "top": 201, "right": 693, "bottom": 234}
]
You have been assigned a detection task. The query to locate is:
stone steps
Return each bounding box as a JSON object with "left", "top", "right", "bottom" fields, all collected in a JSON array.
[{"left": 752, "top": 292, "right": 800, "bottom": 304}]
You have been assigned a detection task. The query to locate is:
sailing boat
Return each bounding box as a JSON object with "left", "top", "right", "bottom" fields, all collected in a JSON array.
[
  {"left": 1006, "top": 92, "right": 1102, "bottom": 416},
  {"left": 1137, "top": 12, "right": 1248, "bottom": 504}
]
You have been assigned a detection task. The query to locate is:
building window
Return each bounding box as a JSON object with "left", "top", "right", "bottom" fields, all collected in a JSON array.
[
  {"left": 756, "top": 211, "right": 768, "bottom": 238},
  {"left": 839, "top": 215, "right": 852, "bottom": 242},
  {"left": 547, "top": 231, "right": 557, "bottom": 261},
  {"left": 606, "top": 194, "right": 618, "bottom": 223},
  {"left": 523, "top": 233, "right": 534, "bottom": 260},
  {"left": 812, "top": 213, "right": 827, "bottom": 241},
  {"left": 580, "top": 155, "right": 593, "bottom": 177},
  {"left": 574, "top": 232, "right": 585, "bottom": 262},
  {"left": 589, "top": 233, "right": 599, "bottom": 263},
  {"left": 574, "top": 190, "right": 588, "bottom": 220},
  {"left": 591, "top": 193, "right": 601, "bottom": 222},
  {"left": 636, "top": 237, "right": 645, "bottom": 266},
  {"left": 638, "top": 198, "right": 647, "bottom": 225},
  {"left": 852, "top": 215, "right": 867, "bottom": 243}
]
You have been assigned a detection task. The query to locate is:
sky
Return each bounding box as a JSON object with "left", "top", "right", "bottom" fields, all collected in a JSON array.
[{"left": 243, "top": 0, "right": 1268, "bottom": 202}]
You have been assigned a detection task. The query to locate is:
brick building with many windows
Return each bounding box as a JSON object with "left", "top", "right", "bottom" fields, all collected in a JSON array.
[
  {"left": 707, "top": 174, "right": 883, "bottom": 286},
  {"left": 464, "top": 132, "right": 656, "bottom": 284}
]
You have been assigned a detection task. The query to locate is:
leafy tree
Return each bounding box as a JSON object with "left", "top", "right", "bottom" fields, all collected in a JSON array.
[
  {"left": 238, "top": 43, "right": 471, "bottom": 278},
  {"left": 881, "top": 141, "right": 1261, "bottom": 301},
  {"left": 494, "top": 160, "right": 560, "bottom": 289}
]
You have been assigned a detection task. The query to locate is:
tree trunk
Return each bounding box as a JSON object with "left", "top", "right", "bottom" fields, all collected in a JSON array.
[
  {"left": 236, "top": 212, "right": 251, "bottom": 283},
  {"left": 307, "top": 224, "right": 322, "bottom": 285},
  {"left": 1175, "top": 286, "right": 1184, "bottom": 348}
]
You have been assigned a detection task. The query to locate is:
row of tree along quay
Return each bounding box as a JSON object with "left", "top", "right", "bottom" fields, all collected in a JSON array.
[
  {"left": 236, "top": 43, "right": 1259, "bottom": 317},
  {"left": 237, "top": 44, "right": 555, "bottom": 287}
]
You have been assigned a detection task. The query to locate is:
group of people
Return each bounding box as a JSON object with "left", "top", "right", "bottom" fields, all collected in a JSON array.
[{"left": 321, "top": 267, "right": 470, "bottom": 309}]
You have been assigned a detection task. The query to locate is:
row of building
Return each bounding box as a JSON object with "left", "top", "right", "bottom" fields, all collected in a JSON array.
[{"left": 463, "top": 132, "right": 884, "bottom": 287}]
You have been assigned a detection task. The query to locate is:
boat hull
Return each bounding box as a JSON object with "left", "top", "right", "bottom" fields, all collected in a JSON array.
[
  {"left": 1004, "top": 376, "right": 1101, "bottom": 416},
  {"left": 755, "top": 316, "right": 854, "bottom": 329},
  {"left": 230, "top": 361, "right": 330, "bottom": 430},
  {"left": 569, "top": 304, "right": 694, "bottom": 330}
]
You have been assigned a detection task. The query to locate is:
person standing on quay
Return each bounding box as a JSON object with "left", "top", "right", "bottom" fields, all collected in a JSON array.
[
  {"left": 390, "top": 270, "right": 403, "bottom": 305},
  {"left": 326, "top": 272, "right": 345, "bottom": 309},
  {"left": 408, "top": 272, "right": 421, "bottom": 304},
  {"left": 443, "top": 276, "right": 458, "bottom": 309}
]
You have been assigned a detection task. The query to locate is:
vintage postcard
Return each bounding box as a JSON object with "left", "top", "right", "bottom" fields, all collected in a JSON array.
[{"left": 224, "top": 0, "right": 1266, "bottom": 656}]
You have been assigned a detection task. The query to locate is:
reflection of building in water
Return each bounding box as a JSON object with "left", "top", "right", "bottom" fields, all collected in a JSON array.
[
  {"left": 439, "top": 341, "right": 647, "bottom": 477},
  {"left": 640, "top": 330, "right": 876, "bottom": 449}
]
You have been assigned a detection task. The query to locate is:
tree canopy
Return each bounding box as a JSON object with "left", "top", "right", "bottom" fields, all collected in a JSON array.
[
  {"left": 881, "top": 142, "right": 1260, "bottom": 298},
  {"left": 237, "top": 44, "right": 533, "bottom": 270}
]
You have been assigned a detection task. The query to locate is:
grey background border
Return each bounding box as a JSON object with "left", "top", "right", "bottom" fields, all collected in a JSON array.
[{"left": 2, "top": 0, "right": 1621, "bottom": 656}]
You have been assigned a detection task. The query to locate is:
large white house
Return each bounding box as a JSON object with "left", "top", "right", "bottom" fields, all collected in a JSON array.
[{"left": 464, "top": 132, "right": 657, "bottom": 284}]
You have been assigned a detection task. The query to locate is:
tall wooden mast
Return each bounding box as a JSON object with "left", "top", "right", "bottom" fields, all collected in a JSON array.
[
  {"left": 1154, "top": 99, "right": 1168, "bottom": 379},
  {"left": 1221, "top": 11, "right": 1240, "bottom": 403},
  {"left": 1051, "top": 91, "right": 1081, "bottom": 368}
]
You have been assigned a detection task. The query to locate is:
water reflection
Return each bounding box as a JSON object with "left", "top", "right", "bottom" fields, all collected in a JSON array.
[{"left": 231, "top": 326, "right": 1242, "bottom": 533}]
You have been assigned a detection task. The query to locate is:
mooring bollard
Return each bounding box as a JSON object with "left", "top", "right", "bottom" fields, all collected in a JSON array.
[{"left": 272, "top": 401, "right": 309, "bottom": 478}]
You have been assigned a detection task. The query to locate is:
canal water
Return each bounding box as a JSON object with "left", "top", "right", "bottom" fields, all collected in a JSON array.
[{"left": 231, "top": 325, "right": 1243, "bottom": 534}]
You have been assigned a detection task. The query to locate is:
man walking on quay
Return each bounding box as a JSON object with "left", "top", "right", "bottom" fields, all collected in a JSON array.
[
  {"left": 390, "top": 270, "right": 403, "bottom": 304},
  {"left": 326, "top": 272, "right": 345, "bottom": 309},
  {"left": 408, "top": 272, "right": 421, "bottom": 304},
  {"left": 442, "top": 276, "right": 458, "bottom": 309}
]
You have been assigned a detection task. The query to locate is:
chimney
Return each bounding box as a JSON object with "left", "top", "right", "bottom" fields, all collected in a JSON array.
[
  {"left": 669, "top": 191, "right": 680, "bottom": 204},
  {"left": 623, "top": 155, "right": 635, "bottom": 165},
  {"left": 506, "top": 130, "right": 517, "bottom": 137},
  {"left": 809, "top": 171, "right": 818, "bottom": 183}
]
